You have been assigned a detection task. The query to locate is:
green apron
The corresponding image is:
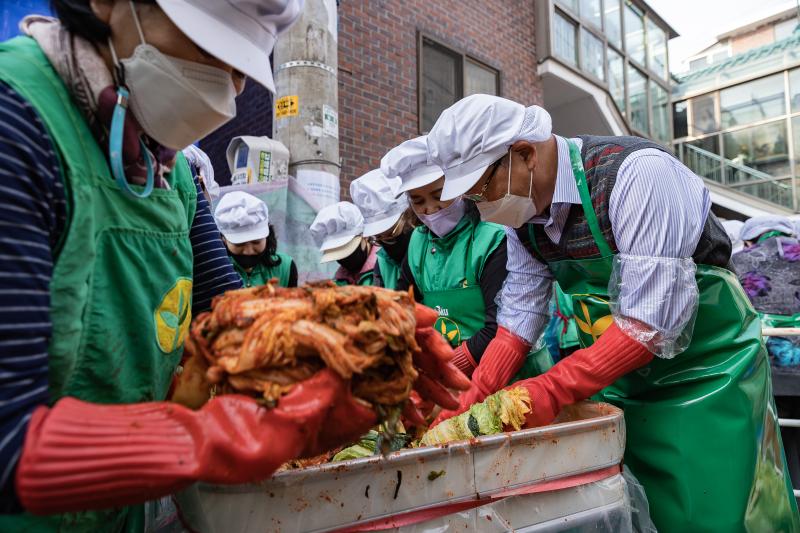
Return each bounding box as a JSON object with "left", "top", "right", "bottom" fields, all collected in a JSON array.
[
  {"left": 375, "top": 248, "right": 402, "bottom": 290},
  {"left": 0, "top": 37, "right": 195, "bottom": 533},
  {"left": 232, "top": 252, "right": 293, "bottom": 287},
  {"left": 525, "top": 140, "right": 799, "bottom": 531},
  {"left": 554, "top": 283, "right": 580, "bottom": 350},
  {"left": 407, "top": 217, "right": 504, "bottom": 348}
]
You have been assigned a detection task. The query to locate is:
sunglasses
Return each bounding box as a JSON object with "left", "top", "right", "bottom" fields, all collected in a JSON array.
[{"left": 464, "top": 156, "right": 505, "bottom": 203}]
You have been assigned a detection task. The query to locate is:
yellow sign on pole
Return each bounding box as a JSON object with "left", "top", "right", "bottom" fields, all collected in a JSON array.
[{"left": 275, "top": 95, "right": 299, "bottom": 118}]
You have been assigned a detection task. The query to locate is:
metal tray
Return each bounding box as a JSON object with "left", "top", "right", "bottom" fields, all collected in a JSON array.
[{"left": 176, "top": 401, "right": 625, "bottom": 532}]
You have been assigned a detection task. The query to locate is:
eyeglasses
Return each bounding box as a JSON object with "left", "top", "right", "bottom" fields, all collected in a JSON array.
[{"left": 464, "top": 157, "right": 504, "bottom": 203}]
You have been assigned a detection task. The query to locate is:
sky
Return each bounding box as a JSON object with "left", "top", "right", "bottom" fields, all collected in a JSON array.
[{"left": 647, "top": 0, "right": 799, "bottom": 73}]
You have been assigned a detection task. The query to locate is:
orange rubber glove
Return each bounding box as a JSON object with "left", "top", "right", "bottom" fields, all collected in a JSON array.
[
  {"left": 506, "top": 323, "right": 652, "bottom": 427},
  {"left": 432, "top": 326, "right": 530, "bottom": 426},
  {"left": 16, "top": 369, "right": 375, "bottom": 515}
]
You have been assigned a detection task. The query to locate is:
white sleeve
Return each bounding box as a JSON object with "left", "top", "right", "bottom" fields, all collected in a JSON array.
[
  {"left": 497, "top": 226, "right": 554, "bottom": 344},
  {"left": 608, "top": 149, "right": 709, "bottom": 358}
]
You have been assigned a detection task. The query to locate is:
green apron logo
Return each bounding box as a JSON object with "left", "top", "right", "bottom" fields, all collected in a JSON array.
[
  {"left": 573, "top": 296, "right": 613, "bottom": 342},
  {"left": 155, "top": 278, "right": 193, "bottom": 353},
  {"left": 435, "top": 316, "right": 461, "bottom": 344}
]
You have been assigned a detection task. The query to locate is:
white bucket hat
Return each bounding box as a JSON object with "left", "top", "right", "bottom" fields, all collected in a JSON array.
[
  {"left": 380, "top": 136, "right": 444, "bottom": 194},
  {"left": 740, "top": 215, "right": 797, "bottom": 241},
  {"left": 156, "top": 0, "right": 304, "bottom": 93},
  {"left": 350, "top": 169, "right": 408, "bottom": 237},
  {"left": 427, "top": 94, "right": 553, "bottom": 201},
  {"left": 310, "top": 202, "right": 365, "bottom": 262},
  {"left": 214, "top": 191, "right": 270, "bottom": 244}
]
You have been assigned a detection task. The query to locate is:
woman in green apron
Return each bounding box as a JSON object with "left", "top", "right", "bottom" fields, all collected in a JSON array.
[
  {"left": 215, "top": 191, "right": 297, "bottom": 288},
  {"left": 310, "top": 201, "right": 378, "bottom": 286},
  {"left": 0, "top": 3, "right": 470, "bottom": 531},
  {"left": 428, "top": 94, "right": 799, "bottom": 531},
  {"left": 349, "top": 169, "right": 415, "bottom": 290},
  {"left": 395, "top": 178, "right": 508, "bottom": 377}
]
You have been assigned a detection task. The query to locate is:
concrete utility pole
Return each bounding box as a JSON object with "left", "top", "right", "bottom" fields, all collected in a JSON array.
[{"left": 272, "top": 0, "right": 340, "bottom": 210}]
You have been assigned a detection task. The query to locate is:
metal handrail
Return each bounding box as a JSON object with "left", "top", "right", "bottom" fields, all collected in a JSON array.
[{"left": 678, "top": 142, "right": 794, "bottom": 208}]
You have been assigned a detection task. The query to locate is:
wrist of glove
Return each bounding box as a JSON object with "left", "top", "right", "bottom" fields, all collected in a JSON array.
[
  {"left": 451, "top": 342, "right": 477, "bottom": 378},
  {"left": 507, "top": 323, "right": 653, "bottom": 428},
  {"left": 431, "top": 327, "right": 530, "bottom": 427},
  {"left": 17, "top": 369, "right": 375, "bottom": 515}
]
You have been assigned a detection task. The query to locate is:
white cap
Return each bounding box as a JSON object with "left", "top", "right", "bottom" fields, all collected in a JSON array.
[
  {"left": 349, "top": 169, "right": 408, "bottom": 236},
  {"left": 214, "top": 191, "right": 270, "bottom": 244},
  {"left": 740, "top": 215, "right": 796, "bottom": 241},
  {"left": 310, "top": 202, "right": 364, "bottom": 261},
  {"left": 381, "top": 136, "right": 444, "bottom": 194},
  {"left": 182, "top": 144, "right": 219, "bottom": 200},
  {"left": 427, "top": 94, "right": 553, "bottom": 201},
  {"left": 156, "top": 0, "right": 304, "bottom": 93}
]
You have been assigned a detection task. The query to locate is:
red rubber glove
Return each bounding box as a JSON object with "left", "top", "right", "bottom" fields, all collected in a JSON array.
[
  {"left": 432, "top": 326, "right": 530, "bottom": 426},
  {"left": 451, "top": 342, "right": 477, "bottom": 378},
  {"left": 16, "top": 369, "right": 375, "bottom": 515},
  {"left": 403, "top": 304, "right": 471, "bottom": 425},
  {"left": 506, "top": 323, "right": 652, "bottom": 428}
]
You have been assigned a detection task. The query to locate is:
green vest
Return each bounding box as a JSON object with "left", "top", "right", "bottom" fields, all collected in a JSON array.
[
  {"left": 375, "top": 248, "right": 401, "bottom": 290},
  {"left": 526, "top": 140, "right": 799, "bottom": 532},
  {"left": 232, "top": 252, "right": 293, "bottom": 287},
  {"left": 0, "top": 37, "right": 196, "bottom": 533},
  {"left": 407, "top": 217, "right": 504, "bottom": 347}
]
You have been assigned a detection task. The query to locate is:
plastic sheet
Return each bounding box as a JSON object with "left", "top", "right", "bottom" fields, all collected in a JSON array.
[{"left": 609, "top": 254, "right": 698, "bottom": 359}]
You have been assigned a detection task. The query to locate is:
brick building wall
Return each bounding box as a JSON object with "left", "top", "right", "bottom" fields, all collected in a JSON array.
[{"left": 337, "top": 0, "right": 542, "bottom": 199}]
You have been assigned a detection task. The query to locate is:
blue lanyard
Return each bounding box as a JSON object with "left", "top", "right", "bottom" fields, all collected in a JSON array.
[{"left": 108, "top": 87, "right": 154, "bottom": 198}]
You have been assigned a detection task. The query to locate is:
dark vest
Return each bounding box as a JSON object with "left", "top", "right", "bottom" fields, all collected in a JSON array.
[{"left": 516, "top": 135, "right": 731, "bottom": 267}]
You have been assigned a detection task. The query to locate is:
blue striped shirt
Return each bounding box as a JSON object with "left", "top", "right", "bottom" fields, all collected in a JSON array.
[
  {"left": 0, "top": 81, "right": 241, "bottom": 510},
  {"left": 498, "top": 136, "right": 710, "bottom": 355}
]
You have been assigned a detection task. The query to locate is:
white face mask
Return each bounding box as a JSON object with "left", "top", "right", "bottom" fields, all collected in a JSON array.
[
  {"left": 416, "top": 198, "right": 466, "bottom": 238},
  {"left": 476, "top": 151, "right": 537, "bottom": 228},
  {"left": 110, "top": 2, "right": 237, "bottom": 149}
]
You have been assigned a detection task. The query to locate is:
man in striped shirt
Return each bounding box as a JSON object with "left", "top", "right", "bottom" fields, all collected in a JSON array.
[{"left": 427, "top": 94, "right": 798, "bottom": 530}]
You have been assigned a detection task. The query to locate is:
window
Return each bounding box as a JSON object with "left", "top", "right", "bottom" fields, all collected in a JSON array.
[
  {"left": 723, "top": 120, "right": 790, "bottom": 178},
  {"left": 690, "top": 94, "right": 718, "bottom": 135},
  {"left": 608, "top": 50, "right": 625, "bottom": 114},
  {"left": 580, "top": 29, "right": 604, "bottom": 81},
  {"left": 628, "top": 65, "right": 648, "bottom": 133},
  {"left": 419, "top": 37, "right": 500, "bottom": 132},
  {"left": 464, "top": 59, "right": 499, "bottom": 97},
  {"left": 673, "top": 100, "right": 688, "bottom": 138},
  {"left": 689, "top": 135, "right": 719, "bottom": 155},
  {"left": 689, "top": 57, "right": 708, "bottom": 71},
  {"left": 720, "top": 74, "right": 785, "bottom": 129},
  {"left": 790, "top": 68, "right": 800, "bottom": 113},
  {"left": 557, "top": 0, "right": 579, "bottom": 15},
  {"left": 647, "top": 20, "right": 667, "bottom": 79},
  {"left": 650, "top": 83, "right": 669, "bottom": 143},
  {"left": 793, "top": 116, "right": 800, "bottom": 175},
  {"left": 554, "top": 11, "right": 578, "bottom": 66},
  {"left": 421, "top": 39, "right": 461, "bottom": 132},
  {"left": 604, "top": 0, "right": 622, "bottom": 48},
  {"left": 579, "top": 0, "right": 602, "bottom": 29},
  {"left": 625, "top": 4, "right": 646, "bottom": 66}
]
